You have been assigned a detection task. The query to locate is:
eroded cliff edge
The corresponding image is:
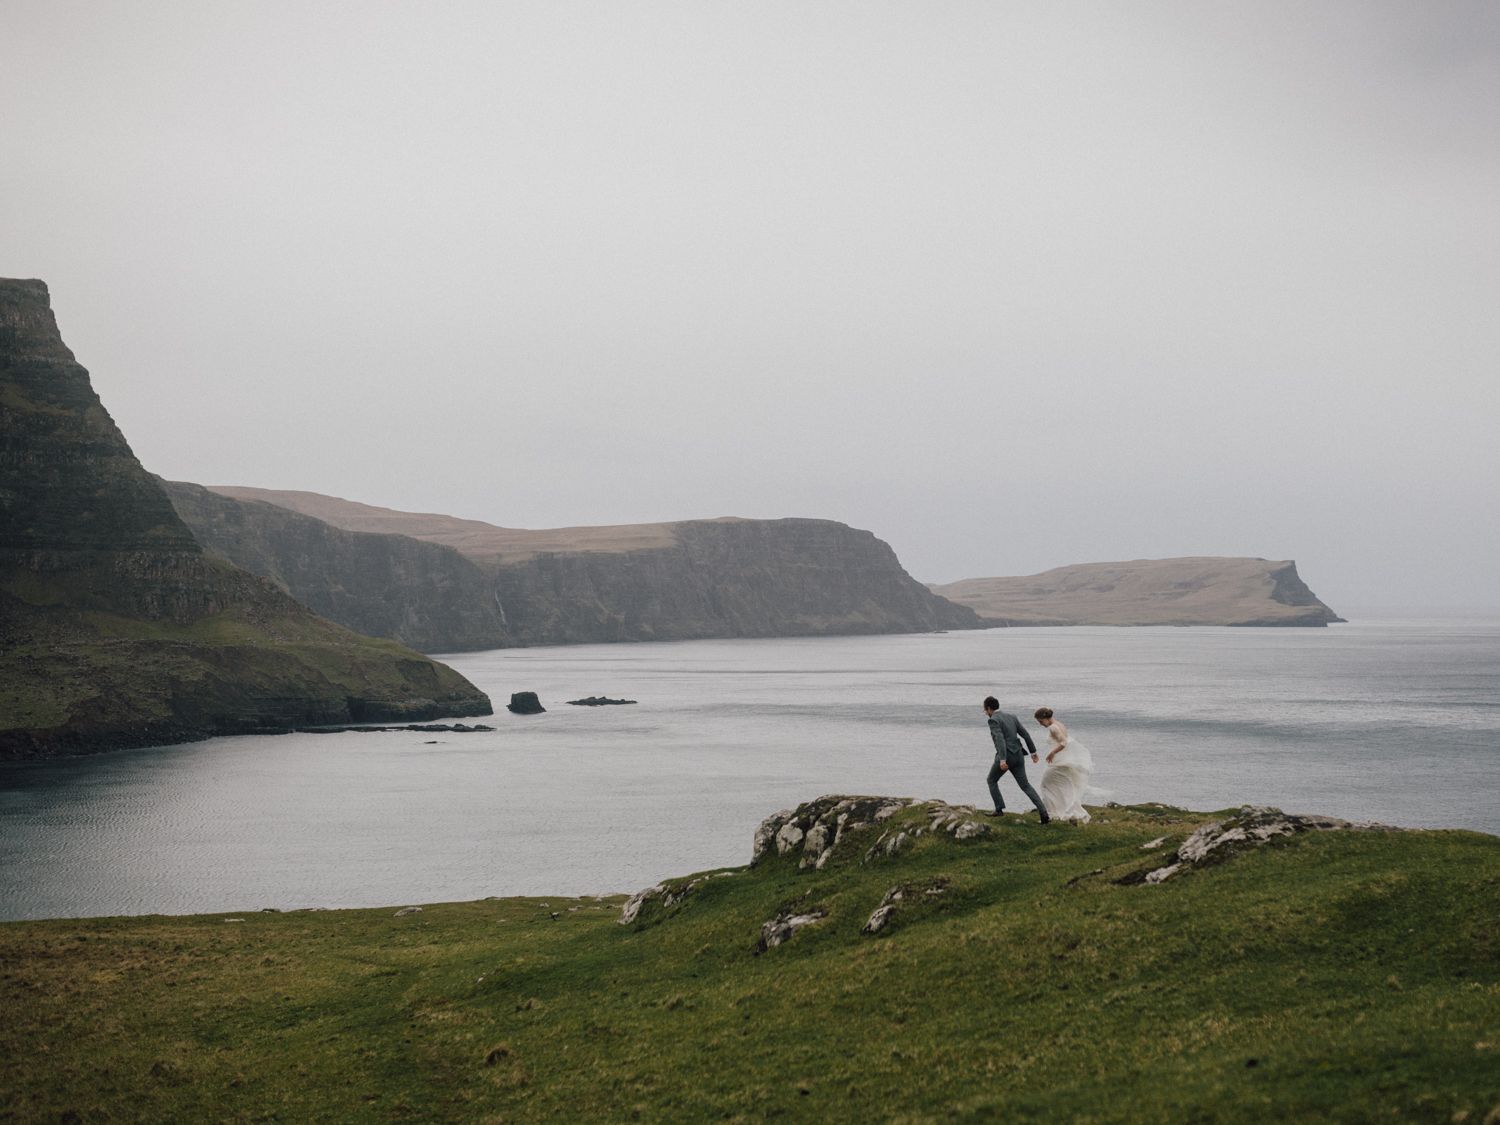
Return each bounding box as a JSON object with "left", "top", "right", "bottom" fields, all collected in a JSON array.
[
  {"left": 0, "top": 279, "right": 492, "bottom": 758},
  {"left": 169, "top": 489, "right": 983, "bottom": 650},
  {"left": 929, "top": 556, "right": 1344, "bottom": 627}
]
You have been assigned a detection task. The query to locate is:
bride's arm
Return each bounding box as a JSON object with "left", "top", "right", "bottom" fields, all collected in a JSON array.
[{"left": 1045, "top": 722, "right": 1067, "bottom": 762}]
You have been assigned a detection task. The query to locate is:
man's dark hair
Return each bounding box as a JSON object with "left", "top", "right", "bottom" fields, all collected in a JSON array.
[{"left": 983, "top": 696, "right": 999, "bottom": 711}]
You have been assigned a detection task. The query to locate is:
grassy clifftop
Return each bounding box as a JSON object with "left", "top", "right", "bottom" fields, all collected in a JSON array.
[
  {"left": 3, "top": 800, "right": 1495, "bottom": 1123},
  {"left": 0, "top": 278, "right": 490, "bottom": 756}
]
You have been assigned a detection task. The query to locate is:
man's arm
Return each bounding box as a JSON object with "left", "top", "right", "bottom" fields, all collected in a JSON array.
[{"left": 1017, "top": 723, "right": 1039, "bottom": 757}]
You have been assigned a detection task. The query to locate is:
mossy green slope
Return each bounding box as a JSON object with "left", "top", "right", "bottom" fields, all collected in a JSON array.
[
  {"left": 0, "top": 277, "right": 490, "bottom": 757},
  {"left": 2, "top": 803, "right": 1496, "bottom": 1123}
]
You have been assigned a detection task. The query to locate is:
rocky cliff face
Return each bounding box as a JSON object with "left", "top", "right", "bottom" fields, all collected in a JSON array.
[
  {"left": 929, "top": 556, "right": 1344, "bottom": 627},
  {"left": 163, "top": 480, "right": 508, "bottom": 653},
  {"left": 179, "top": 488, "right": 982, "bottom": 648},
  {"left": 484, "top": 516, "right": 982, "bottom": 645},
  {"left": 0, "top": 279, "right": 491, "bottom": 758}
]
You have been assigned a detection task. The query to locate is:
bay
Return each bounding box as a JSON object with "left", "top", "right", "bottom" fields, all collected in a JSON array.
[{"left": 2, "top": 614, "right": 1496, "bottom": 921}]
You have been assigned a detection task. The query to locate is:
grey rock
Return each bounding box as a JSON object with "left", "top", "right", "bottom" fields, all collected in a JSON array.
[
  {"left": 617, "top": 884, "right": 666, "bottom": 924},
  {"left": 394, "top": 906, "right": 422, "bottom": 917},
  {"left": 776, "top": 822, "right": 805, "bottom": 855},
  {"left": 752, "top": 809, "right": 797, "bottom": 866},
  {"left": 759, "top": 910, "right": 827, "bottom": 951},
  {"left": 862, "top": 877, "right": 949, "bottom": 934},
  {"left": 617, "top": 877, "right": 706, "bottom": 925},
  {"left": 1131, "top": 805, "right": 1405, "bottom": 886}
]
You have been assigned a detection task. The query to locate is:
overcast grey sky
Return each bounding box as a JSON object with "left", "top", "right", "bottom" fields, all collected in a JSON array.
[{"left": 4, "top": 2, "right": 1497, "bottom": 606}]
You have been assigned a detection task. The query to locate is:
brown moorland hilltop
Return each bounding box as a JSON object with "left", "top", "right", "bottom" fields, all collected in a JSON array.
[
  {"left": 199, "top": 487, "right": 982, "bottom": 647},
  {"left": 207, "top": 486, "right": 718, "bottom": 566},
  {"left": 929, "top": 556, "right": 1344, "bottom": 627},
  {"left": 0, "top": 279, "right": 491, "bottom": 758}
]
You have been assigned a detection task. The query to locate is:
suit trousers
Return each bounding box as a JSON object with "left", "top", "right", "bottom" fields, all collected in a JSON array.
[{"left": 987, "top": 755, "right": 1048, "bottom": 817}]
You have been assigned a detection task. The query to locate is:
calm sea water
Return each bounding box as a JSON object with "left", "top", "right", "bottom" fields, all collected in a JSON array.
[{"left": 2, "top": 615, "right": 1496, "bottom": 921}]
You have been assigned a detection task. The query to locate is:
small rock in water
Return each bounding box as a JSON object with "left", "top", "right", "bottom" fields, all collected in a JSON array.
[
  {"left": 507, "top": 692, "right": 546, "bottom": 715},
  {"left": 565, "top": 696, "right": 638, "bottom": 706}
]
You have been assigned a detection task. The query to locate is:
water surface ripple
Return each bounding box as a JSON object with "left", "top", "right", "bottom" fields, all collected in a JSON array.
[{"left": 2, "top": 615, "right": 1495, "bottom": 920}]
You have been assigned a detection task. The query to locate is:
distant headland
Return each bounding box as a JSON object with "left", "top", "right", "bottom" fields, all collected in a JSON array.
[{"left": 929, "top": 556, "right": 1345, "bottom": 627}]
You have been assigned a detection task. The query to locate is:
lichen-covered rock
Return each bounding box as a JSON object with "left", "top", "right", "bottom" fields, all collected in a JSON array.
[
  {"left": 1128, "top": 806, "right": 1403, "bottom": 885},
  {"left": 752, "top": 809, "right": 796, "bottom": 866},
  {"left": 616, "top": 871, "right": 735, "bottom": 924},
  {"left": 758, "top": 909, "right": 826, "bottom": 951},
  {"left": 751, "top": 795, "right": 914, "bottom": 869},
  {"left": 862, "top": 877, "right": 949, "bottom": 934},
  {"left": 617, "top": 884, "right": 666, "bottom": 924}
]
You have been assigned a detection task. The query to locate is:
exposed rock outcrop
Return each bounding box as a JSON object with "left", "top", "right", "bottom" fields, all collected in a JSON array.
[
  {"left": 1117, "top": 805, "right": 1403, "bottom": 885},
  {"left": 862, "top": 877, "right": 950, "bottom": 935},
  {"left": 930, "top": 557, "right": 1345, "bottom": 627},
  {"left": 201, "top": 487, "right": 984, "bottom": 646},
  {"left": 758, "top": 908, "right": 826, "bottom": 951},
  {"left": 750, "top": 795, "right": 994, "bottom": 875},
  {"left": 617, "top": 871, "right": 736, "bottom": 925},
  {"left": 0, "top": 278, "right": 491, "bottom": 758}
]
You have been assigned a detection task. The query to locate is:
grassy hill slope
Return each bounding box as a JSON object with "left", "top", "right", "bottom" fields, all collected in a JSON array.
[{"left": 3, "top": 801, "right": 1495, "bottom": 1123}]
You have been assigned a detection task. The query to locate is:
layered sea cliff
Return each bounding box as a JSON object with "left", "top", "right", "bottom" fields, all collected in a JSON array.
[
  {"left": 167, "top": 488, "right": 982, "bottom": 651},
  {"left": 0, "top": 279, "right": 491, "bottom": 758}
]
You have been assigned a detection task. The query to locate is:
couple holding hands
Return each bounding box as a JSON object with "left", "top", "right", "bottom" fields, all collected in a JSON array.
[{"left": 981, "top": 696, "right": 1108, "bottom": 824}]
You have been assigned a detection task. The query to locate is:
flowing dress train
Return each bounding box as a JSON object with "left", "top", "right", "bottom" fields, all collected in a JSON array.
[{"left": 1039, "top": 721, "right": 1111, "bottom": 823}]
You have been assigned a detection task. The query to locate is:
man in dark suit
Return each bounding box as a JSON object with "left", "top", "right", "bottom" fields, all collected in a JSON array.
[{"left": 983, "top": 695, "right": 1050, "bottom": 823}]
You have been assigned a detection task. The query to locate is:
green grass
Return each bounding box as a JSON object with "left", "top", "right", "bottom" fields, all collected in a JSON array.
[{"left": 2, "top": 804, "right": 1497, "bottom": 1124}]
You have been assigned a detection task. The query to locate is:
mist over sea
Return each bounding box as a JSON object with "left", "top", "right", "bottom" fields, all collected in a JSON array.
[{"left": 2, "top": 614, "right": 1496, "bottom": 922}]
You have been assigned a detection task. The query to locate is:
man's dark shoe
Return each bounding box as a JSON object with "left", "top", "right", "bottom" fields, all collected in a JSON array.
[
  {"left": 984, "top": 810, "right": 1005, "bottom": 818},
  {"left": 1038, "top": 813, "right": 1051, "bottom": 825}
]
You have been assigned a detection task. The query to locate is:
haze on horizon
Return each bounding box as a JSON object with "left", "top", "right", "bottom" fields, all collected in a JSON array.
[{"left": 3, "top": 2, "right": 1496, "bottom": 608}]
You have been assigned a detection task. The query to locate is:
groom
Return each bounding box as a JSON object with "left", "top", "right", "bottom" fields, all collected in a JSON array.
[{"left": 982, "top": 696, "right": 1050, "bottom": 824}]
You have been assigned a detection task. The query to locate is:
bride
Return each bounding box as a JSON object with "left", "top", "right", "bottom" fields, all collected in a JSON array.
[{"left": 1035, "top": 708, "right": 1110, "bottom": 823}]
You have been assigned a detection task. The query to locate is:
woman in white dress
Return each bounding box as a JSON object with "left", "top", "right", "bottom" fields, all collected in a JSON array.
[{"left": 1035, "top": 708, "right": 1110, "bottom": 823}]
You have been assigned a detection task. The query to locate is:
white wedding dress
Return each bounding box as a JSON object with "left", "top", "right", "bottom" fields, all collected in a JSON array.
[{"left": 1039, "top": 721, "right": 1110, "bottom": 823}]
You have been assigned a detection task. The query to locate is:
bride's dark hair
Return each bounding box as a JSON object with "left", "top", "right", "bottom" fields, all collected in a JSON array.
[{"left": 1034, "top": 707, "right": 1054, "bottom": 721}]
